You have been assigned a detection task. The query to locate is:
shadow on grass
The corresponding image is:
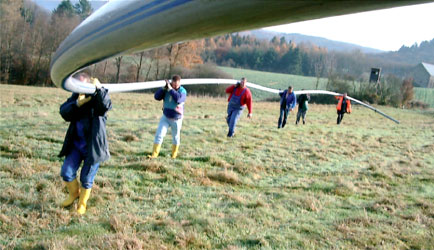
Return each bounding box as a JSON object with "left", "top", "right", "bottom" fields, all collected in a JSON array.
[
  {"left": 180, "top": 156, "right": 211, "bottom": 163},
  {"left": 106, "top": 161, "right": 167, "bottom": 173}
]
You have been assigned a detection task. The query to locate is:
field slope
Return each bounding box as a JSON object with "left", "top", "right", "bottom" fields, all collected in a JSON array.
[
  {"left": 222, "top": 67, "right": 434, "bottom": 108},
  {"left": 0, "top": 84, "right": 433, "bottom": 249}
]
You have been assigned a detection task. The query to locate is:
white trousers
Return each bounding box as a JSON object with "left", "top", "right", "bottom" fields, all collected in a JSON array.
[{"left": 154, "top": 115, "right": 183, "bottom": 145}]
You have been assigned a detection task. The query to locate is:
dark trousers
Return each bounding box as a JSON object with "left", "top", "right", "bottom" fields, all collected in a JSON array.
[
  {"left": 337, "top": 111, "right": 345, "bottom": 124},
  {"left": 296, "top": 109, "right": 307, "bottom": 124},
  {"left": 278, "top": 107, "right": 289, "bottom": 128}
]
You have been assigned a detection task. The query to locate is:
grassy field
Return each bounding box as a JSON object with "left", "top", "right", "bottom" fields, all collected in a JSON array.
[
  {"left": 222, "top": 67, "right": 434, "bottom": 108},
  {"left": 414, "top": 87, "right": 434, "bottom": 107},
  {"left": 1, "top": 84, "right": 433, "bottom": 249},
  {"left": 220, "top": 67, "right": 329, "bottom": 100}
]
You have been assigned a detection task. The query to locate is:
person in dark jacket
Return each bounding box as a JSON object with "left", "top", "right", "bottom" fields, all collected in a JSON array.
[
  {"left": 335, "top": 93, "right": 351, "bottom": 124},
  {"left": 278, "top": 86, "right": 296, "bottom": 128},
  {"left": 296, "top": 91, "right": 310, "bottom": 125},
  {"left": 148, "top": 75, "right": 187, "bottom": 159},
  {"left": 58, "top": 72, "right": 112, "bottom": 215}
]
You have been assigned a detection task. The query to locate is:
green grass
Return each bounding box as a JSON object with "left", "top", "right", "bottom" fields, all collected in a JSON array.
[
  {"left": 1, "top": 84, "right": 433, "bottom": 249},
  {"left": 222, "top": 67, "right": 434, "bottom": 107},
  {"left": 414, "top": 87, "right": 434, "bottom": 107},
  {"left": 220, "top": 67, "right": 328, "bottom": 100}
]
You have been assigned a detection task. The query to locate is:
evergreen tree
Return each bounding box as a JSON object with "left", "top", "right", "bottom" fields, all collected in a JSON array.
[
  {"left": 74, "top": 0, "right": 92, "bottom": 20},
  {"left": 53, "top": 0, "right": 75, "bottom": 18},
  {"left": 280, "top": 47, "right": 302, "bottom": 74}
]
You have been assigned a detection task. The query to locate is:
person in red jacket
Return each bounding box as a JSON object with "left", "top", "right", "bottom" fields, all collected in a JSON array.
[
  {"left": 335, "top": 93, "right": 352, "bottom": 124},
  {"left": 225, "top": 77, "right": 252, "bottom": 137}
]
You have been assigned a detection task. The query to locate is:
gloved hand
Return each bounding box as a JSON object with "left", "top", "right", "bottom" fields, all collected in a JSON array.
[
  {"left": 77, "top": 94, "right": 92, "bottom": 107},
  {"left": 91, "top": 77, "right": 102, "bottom": 89},
  {"left": 247, "top": 113, "right": 252, "bottom": 119},
  {"left": 165, "top": 80, "right": 173, "bottom": 90}
]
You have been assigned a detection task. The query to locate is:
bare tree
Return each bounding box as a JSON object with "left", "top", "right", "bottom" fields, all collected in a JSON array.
[
  {"left": 313, "top": 54, "right": 326, "bottom": 90},
  {"left": 114, "top": 56, "right": 123, "bottom": 83},
  {"left": 133, "top": 52, "right": 145, "bottom": 82}
]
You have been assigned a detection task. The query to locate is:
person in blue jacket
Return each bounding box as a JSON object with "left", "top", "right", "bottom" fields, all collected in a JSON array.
[
  {"left": 148, "top": 75, "right": 187, "bottom": 159},
  {"left": 277, "top": 86, "right": 296, "bottom": 128},
  {"left": 58, "top": 72, "right": 112, "bottom": 215}
]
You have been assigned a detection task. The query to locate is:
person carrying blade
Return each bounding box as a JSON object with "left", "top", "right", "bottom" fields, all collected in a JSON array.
[
  {"left": 59, "top": 72, "right": 112, "bottom": 215},
  {"left": 335, "top": 92, "right": 351, "bottom": 124},
  {"left": 296, "top": 90, "right": 310, "bottom": 125},
  {"left": 225, "top": 77, "right": 252, "bottom": 137},
  {"left": 278, "top": 86, "right": 296, "bottom": 128},
  {"left": 148, "top": 75, "right": 187, "bottom": 159}
]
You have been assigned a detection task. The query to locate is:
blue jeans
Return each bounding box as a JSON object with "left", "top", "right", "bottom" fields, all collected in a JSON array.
[
  {"left": 278, "top": 107, "right": 289, "bottom": 128},
  {"left": 154, "top": 114, "right": 183, "bottom": 145},
  {"left": 60, "top": 147, "right": 100, "bottom": 189},
  {"left": 227, "top": 104, "right": 244, "bottom": 137}
]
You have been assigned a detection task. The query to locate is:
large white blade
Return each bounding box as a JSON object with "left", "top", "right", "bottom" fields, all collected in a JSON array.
[{"left": 66, "top": 77, "right": 399, "bottom": 124}]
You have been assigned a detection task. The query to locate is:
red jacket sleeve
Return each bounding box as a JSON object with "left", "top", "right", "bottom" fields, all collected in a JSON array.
[
  {"left": 226, "top": 85, "right": 236, "bottom": 101},
  {"left": 226, "top": 85, "right": 235, "bottom": 94},
  {"left": 243, "top": 89, "right": 252, "bottom": 114}
]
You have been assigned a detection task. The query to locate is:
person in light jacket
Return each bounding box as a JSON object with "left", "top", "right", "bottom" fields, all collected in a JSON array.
[{"left": 148, "top": 75, "right": 187, "bottom": 159}]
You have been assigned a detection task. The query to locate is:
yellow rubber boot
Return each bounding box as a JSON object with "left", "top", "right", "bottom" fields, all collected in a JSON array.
[
  {"left": 147, "top": 143, "right": 161, "bottom": 158},
  {"left": 77, "top": 187, "right": 91, "bottom": 215},
  {"left": 171, "top": 144, "right": 179, "bottom": 159},
  {"left": 61, "top": 179, "right": 80, "bottom": 207}
]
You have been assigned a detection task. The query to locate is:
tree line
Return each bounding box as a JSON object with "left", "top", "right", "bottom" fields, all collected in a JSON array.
[
  {"left": 0, "top": 0, "right": 424, "bottom": 107},
  {"left": 0, "top": 0, "right": 94, "bottom": 86}
]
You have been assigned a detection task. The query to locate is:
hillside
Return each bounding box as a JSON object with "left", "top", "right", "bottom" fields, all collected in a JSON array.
[
  {"left": 241, "top": 29, "right": 384, "bottom": 54},
  {"left": 222, "top": 67, "right": 434, "bottom": 107},
  {"left": 220, "top": 67, "right": 329, "bottom": 100},
  {"left": 1, "top": 85, "right": 433, "bottom": 248},
  {"left": 373, "top": 39, "right": 434, "bottom": 65},
  {"left": 243, "top": 29, "right": 434, "bottom": 66}
]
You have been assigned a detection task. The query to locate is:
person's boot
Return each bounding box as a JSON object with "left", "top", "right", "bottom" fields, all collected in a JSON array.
[
  {"left": 61, "top": 179, "right": 80, "bottom": 207},
  {"left": 303, "top": 120, "right": 305, "bottom": 125},
  {"left": 171, "top": 144, "right": 179, "bottom": 159},
  {"left": 77, "top": 187, "right": 91, "bottom": 215},
  {"left": 147, "top": 143, "right": 161, "bottom": 158}
]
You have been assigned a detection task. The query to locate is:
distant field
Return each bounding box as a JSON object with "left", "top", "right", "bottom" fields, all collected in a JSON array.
[
  {"left": 1, "top": 84, "right": 433, "bottom": 249},
  {"left": 222, "top": 67, "right": 434, "bottom": 107},
  {"left": 220, "top": 67, "right": 328, "bottom": 100},
  {"left": 414, "top": 87, "right": 434, "bottom": 107}
]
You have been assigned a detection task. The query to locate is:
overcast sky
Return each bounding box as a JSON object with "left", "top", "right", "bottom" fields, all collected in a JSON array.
[{"left": 264, "top": 2, "right": 434, "bottom": 52}]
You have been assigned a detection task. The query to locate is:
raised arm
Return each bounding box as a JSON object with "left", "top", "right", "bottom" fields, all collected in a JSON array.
[
  {"left": 59, "top": 94, "right": 79, "bottom": 122},
  {"left": 154, "top": 88, "right": 166, "bottom": 101},
  {"left": 93, "top": 88, "right": 112, "bottom": 116}
]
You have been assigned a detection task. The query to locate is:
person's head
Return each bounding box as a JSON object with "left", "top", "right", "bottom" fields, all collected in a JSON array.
[
  {"left": 171, "top": 75, "right": 181, "bottom": 89},
  {"left": 288, "top": 86, "right": 293, "bottom": 93},
  {"left": 343, "top": 92, "right": 347, "bottom": 98},
  {"left": 239, "top": 77, "right": 247, "bottom": 88},
  {"left": 73, "top": 72, "right": 90, "bottom": 83}
]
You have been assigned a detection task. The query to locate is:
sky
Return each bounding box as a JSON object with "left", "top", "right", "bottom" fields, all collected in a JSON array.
[{"left": 264, "top": 2, "right": 434, "bottom": 52}]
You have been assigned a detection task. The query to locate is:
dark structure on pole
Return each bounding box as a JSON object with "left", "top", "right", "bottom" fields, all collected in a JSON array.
[{"left": 369, "top": 68, "right": 381, "bottom": 83}]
